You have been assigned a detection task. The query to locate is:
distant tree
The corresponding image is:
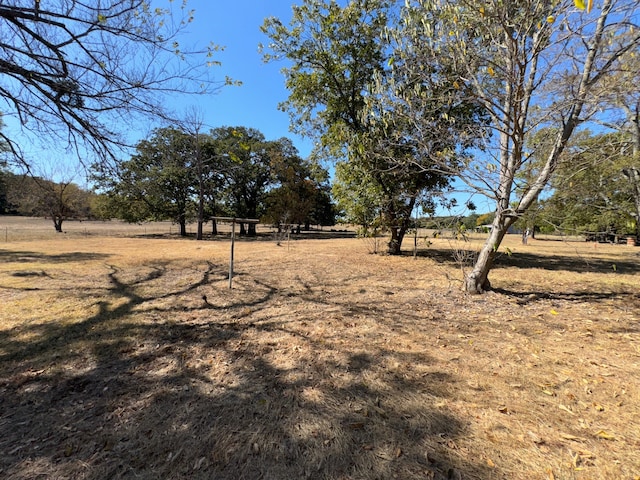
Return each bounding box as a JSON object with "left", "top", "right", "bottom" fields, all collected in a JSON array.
[
  {"left": 181, "top": 110, "right": 225, "bottom": 240},
  {"left": 0, "top": 1, "right": 231, "bottom": 169},
  {"left": 462, "top": 213, "right": 480, "bottom": 231},
  {"left": 263, "top": 138, "right": 335, "bottom": 230},
  {"left": 475, "top": 212, "right": 496, "bottom": 228},
  {"left": 332, "top": 160, "right": 383, "bottom": 231},
  {"left": 308, "top": 185, "right": 338, "bottom": 228},
  {"left": 0, "top": 115, "right": 9, "bottom": 213},
  {"left": 5, "top": 171, "right": 91, "bottom": 231},
  {"left": 622, "top": 167, "right": 640, "bottom": 239},
  {"left": 589, "top": 40, "right": 640, "bottom": 238},
  {"left": 542, "top": 132, "right": 637, "bottom": 238},
  {"left": 0, "top": 169, "right": 12, "bottom": 214},
  {"left": 38, "top": 181, "right": 91, "bottom": 232},
  {"left": 213, "top": 127, "right": 274, "bottom": 236},
  {"left": 93, "top": 127, "right": 198, "bottom": 236}
]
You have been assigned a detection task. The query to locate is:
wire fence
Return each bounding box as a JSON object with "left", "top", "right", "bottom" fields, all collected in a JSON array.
[
  {"left": 0, "top": 217, "right": 248, "bottom": 242},
  {"left": 0, "top": 217, "right": 351, "bottom": 243}
]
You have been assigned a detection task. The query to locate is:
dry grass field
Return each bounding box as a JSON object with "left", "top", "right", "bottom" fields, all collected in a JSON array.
[{"left": 0, "top": 218, "right": 639, "bottom": 480}]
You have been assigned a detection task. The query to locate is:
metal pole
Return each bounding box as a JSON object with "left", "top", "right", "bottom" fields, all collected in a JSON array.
[{"left": 229, "top": 219, "right": 235, "bottom": 289}]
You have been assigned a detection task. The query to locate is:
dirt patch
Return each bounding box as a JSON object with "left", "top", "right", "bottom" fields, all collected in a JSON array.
[{"left": 0, "top": 232, "right": 638, "bottom": 479}]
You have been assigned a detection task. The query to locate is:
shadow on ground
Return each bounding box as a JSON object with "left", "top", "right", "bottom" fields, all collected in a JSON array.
[
  {"left": 0, "top": 249, "right": 111, "bottom": 264},
  {"left": 0, "top": 258, "right": 488, "bottom": 480},
  {"left": 134, "top": 229, "right": 357, "bottom": 242},
  {"left": 411, "top": 246, "right": 639, "bottom": 274}
]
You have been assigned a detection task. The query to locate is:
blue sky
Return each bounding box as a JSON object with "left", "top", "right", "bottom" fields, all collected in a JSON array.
[{"left": 177, "top": 0, "right": 314, "bottom": 157}]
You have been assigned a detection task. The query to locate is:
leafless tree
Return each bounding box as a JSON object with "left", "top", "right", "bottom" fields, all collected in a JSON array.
[{"left": 0, "top": 1, "right": 231, "bottom": 170}]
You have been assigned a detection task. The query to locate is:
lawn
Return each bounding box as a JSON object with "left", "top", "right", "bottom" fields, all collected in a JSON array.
[{"left": 0, "top": 223, "right": 639, "bottom": 479}]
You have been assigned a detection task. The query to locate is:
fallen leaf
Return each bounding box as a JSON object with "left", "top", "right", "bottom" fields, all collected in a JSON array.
[
  {"left": 577, "top": 449, "right": 595, "bottom": 458},
  {"left": 595, "top": 430, "right": 616, "bottom": 440},
  {"left": 559, "top": 404, "right": 576, "bottom": 415},
  {"left": 572, "top": 452, "right": 580, "bottom": 468},
  {"left": 193, "top": 457, "right": 206, "bottom": 470}
]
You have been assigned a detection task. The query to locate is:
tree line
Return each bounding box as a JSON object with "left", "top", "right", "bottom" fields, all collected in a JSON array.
[
  {"left": 92, "top": 125, "right": 336, "bottom": 237},
  {"left": 0, "top": 126, "right": 337, "bottom": 236},
  {"left": 0, "top": 170, "right": 95, "bottom": 232},
  {"left": 4, "top": 121, "right": 636, "bottom": 242}
]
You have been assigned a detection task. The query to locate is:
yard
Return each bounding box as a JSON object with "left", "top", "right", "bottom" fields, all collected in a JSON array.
[{"left": 0, "top": 221, "right": 638, "bottom": 479}]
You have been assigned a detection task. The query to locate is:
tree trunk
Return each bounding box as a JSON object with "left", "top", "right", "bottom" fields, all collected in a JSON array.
[
  {"left": 248, "top": 223, "right": 257, "bottom": 236},
  {"left": 212, "top": 219, "right": 218, "bottom": 235},
  {"left": 197, "top": 220, "right": 203, "bottom": 240},
  {"left": 196, "top": 198, "right": 204, "bottom": 240},
  {"left": 179, "top": 218, "right": 187, "bottom": 237},
  {"left": 465, "top": 213, "right": 510, "bottom": 294},
  {"left": 385, "top": 197, "right": 415, "bottom": 255},
  {"left": 623, "top": 168, "right": 640, "bottom": 239},
  {"left": 54, "top": 217, "right": 63, "bottom": 233},
  {"left": 387, "top": 227, "right": 406, "bottom": 255}
]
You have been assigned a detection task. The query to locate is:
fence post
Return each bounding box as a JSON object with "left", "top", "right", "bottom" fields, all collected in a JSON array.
[{"left": 229, "top": 219, "right": 236, "bottom": 289}]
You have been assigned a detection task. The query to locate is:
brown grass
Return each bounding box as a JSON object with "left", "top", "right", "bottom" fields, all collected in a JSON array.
[{"left": 0, "top": 222, "right": 639, "bottom": 480}]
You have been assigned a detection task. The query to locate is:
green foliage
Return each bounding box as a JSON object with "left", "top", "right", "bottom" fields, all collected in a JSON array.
[
  {"left": 541, "top": 131, "right": 638, "bottom": 237},
  {"left": 263, "top": 0, "right": 466, "bottom": 254},
  {"left": 332, "top": 160, "right": 382, "bottom": 228},
  {"left": 375, "top": 0, "right": 640, "bottom": 292},
  {"left": 92, "top": 127, "right": 201, "bottom": 235},
  {"left": 92, "top": 126, "right": 336, "bottom": 236},
  {"left": 210, "top": 127, "right": 274, "bottom": 235},
  {"left": 261, "top": 0, "right": 390, "bottom": 148},
  {"left": 263, "top": 139, "right": 336, "bottom": 228},
  {"left": 462, "top": 213, "right": 480, "bottom": 230},
  {"left": 0, "top": 169, "right": 13, "bottom": 215}
]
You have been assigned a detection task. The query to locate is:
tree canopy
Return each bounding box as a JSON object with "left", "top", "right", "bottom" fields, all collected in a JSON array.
[
  {"left": 262, "top": 0, "right": 479, "bottom": 254},
  {"left": 92, "top": 125, "right": 335, "bottom": 236},
  {"left": 93, "top": 127, "right": 200, "bottom": 236},
  {"left": 542, "top": 131, "right": 639, "bottom": 239}
]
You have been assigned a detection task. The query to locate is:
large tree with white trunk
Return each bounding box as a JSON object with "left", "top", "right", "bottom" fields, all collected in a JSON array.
[{"left": 371, "top": 0, "right": 640, "bottom": 292}]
